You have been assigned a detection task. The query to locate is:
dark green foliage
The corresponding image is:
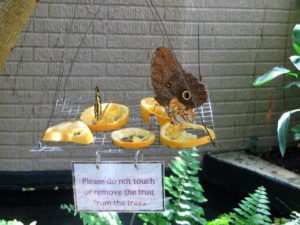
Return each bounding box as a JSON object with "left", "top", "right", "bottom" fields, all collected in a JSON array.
[
  {"left": 139, "top": 148, "right": 207, "bottom": 225},
  {"left": 230, "top": 186, "right": 272, "bottom": 225},
  {"left": 0, "top": 220, "right": 24, "bottom": 225},
  {"left": 287, "top": 211, "right": 300, "bottom": 225},
  {"left": 60, "top": 204, "right": 123, "bottom": 225},
  {"left": 0, "top": 220, "right": 36, "bottom": 225},
  {"left": 207, "top": 214, "right": 232, "bottom": 225},
  {"left": 252, "top": 24, "right": 300, "bottom": 157}
]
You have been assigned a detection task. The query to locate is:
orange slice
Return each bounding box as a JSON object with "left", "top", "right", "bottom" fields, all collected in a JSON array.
[
  {"left": 42, "top": 121, "right": 94, "bottom": 144},
  {"left": 140, "top": 97, "right": 195, "bottom": 125},
  {"left": 160, "top": 122, "right": 215, "bottom": 148},
  {"left": 111, "top": 128, "right": 155, "bottom": 149},
  {"left": 80, "top": 103, "right": 129, "bottom": 131},
  {"left": 140, "top": 97, "right": 170, "bottom": 125}
]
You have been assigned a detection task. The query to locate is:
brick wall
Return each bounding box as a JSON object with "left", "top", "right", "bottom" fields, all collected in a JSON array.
[{"left": 0, "top": 0, "right": 299, "bottom": 171}]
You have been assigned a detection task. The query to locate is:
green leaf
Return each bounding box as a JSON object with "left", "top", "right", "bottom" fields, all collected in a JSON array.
[
  {"left": 292, "top": 24, "right": 300, "bottom": 55},
  {"left": 283, "top": 81, "right": 300, "bottom": 89},
  {"left": 292, "top": 124, "right": 300, "bottom": 141},
  {"left": 290, "top": 55, "right": 300, "bottom": 71},
  {"left": 277, "top": 109, "right": 300, "bottom": 157},
  {"left": 253, "top": 67, "right": 296, "bottom": 86}
]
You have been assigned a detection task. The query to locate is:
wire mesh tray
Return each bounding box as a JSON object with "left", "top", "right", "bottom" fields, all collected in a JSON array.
[{"left": 31, "top": 93, "right": 215, "bottom": 153}]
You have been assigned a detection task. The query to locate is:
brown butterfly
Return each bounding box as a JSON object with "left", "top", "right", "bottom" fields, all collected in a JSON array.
[{"left": 151, "top": 47, "right": 207, "bottom": 124}]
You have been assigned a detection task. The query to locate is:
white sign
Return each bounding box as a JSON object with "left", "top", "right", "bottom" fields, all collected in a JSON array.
[{"left": 72, "top": 162, "right": 165, "bottom": 212}]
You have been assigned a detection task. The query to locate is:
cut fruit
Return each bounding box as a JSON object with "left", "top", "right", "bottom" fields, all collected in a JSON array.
[
  {"left": 80, "top": 103, "right": 129, "bottom": 131},
  {"left": 140, "top": 97, "right": 195, "bottom": 125},
  {"left": 160, "top": 122, "right": 215, "bottom": 148},
  {"left": 111, "top": 128, "right": 155, "bottom": 149},
  {"left": 140, "top": 97, "right": 170, "bottom": 125},
  {"left": 42, "top": 121, "right": 94, "bottom": 144}
]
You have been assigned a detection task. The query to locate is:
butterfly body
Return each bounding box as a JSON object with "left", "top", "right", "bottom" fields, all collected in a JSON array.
[
  {"left": 94, "top": 86, "right": 102, "bottom": 120},
  {"left": 151, "top": 47, "right": 207, "bottom": 124}
]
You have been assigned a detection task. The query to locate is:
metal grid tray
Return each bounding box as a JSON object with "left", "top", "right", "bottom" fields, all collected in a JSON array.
[{"left": 31, "top": 93, "right": 215, "bottom": 153}]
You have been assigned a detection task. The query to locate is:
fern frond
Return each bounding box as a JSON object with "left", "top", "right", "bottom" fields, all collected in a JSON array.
[
  {"left": 231, "top": 186, "right": 272, "bottom": 225},
  {"left": 284, "top": 211, "right": 300, "bottom": 225},
  {"left": 60, "top": 204, "right": 123, "bottom": 225},
  {"left": 139, "top": 148, "right": 207, "bottom": 225}
]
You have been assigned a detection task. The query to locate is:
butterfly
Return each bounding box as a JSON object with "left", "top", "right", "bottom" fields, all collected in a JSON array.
[
  {"left": 94, "top": 86, "right": 102, "bottom": 120},
  {"left": 151, "top": 47, "right": 207, "bottom": 124}
]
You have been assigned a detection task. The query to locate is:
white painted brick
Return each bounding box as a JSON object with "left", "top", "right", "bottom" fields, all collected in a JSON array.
[
  {"left": 108, "top": 6, "right": 156, "bottom": 20},
  {"left": 90, "top": 77, "right": 150, "bottom": 91},
  {"left": 34, "top": 48, "right": 92, "bottom": 62},
  {"left": 1, "top": 62, "right": 48, "bottom": 76},
  {"left": 106, "top": 63, "right": 149, "bottom": 76},
  {"left": 217, "top": 9, "right": 264, "bottom": 22},
  {"left": 0, "top": 132, "right": 33, "bottom": 145},
  {"left": 32, "top": 3, "right": 49, "bottom": 18},
  {"left": 16, "top": 33, "right": 48, "bottom": 47},
  {"left": 92, "top": 49, "right": 152, "bottom": 63},
  {"left": 49, "top": 34, "right": 106, "bottom": 48},
  {"left": 0, "top": 91, "right": 56, "bottom": 104},
  {"left": 107, "top": 35, "right": 163, "bottom": 49},
  {"left": 48, "top": 62, "right": 105, "bottom": 76},
  {"left": 163, "top": 8, "right": 217, "bottom": 22},
  {"left": 49, "top": 4, "right": 98, "bottom": 18},
  {"left": 7, "top": 48, "right": 33, "bottom": 62},
  {"left": 33, "top": 77, "right": 91, "bottom": 90},
  {"left": 101, "top": 21, "right": 151, "bottom": 35},
  {"left": 0, "top": 77, "right": 33, "bottom": 90},
  {"left": 150, "top": 22, "right": 204, "bottom": 35}
]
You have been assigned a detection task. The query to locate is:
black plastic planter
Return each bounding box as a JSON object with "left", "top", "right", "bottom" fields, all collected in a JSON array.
[{"left": 202, "top": 152, "right": 300, "bottom": 216}]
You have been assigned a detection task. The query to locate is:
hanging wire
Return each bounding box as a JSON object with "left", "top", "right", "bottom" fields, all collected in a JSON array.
[
  {"left": 145, "top": 0, "right": 216, "bottom": 146},
  {"left": 39, "top": 0, "right": 80, "bottom": 143},
  {"left": 62, "top": 4, "right": 104, "bottom": 98},
  {"left": 39, "top": 0, "right": 104, "bottom": 143},
  {"left": 145, "top": 0, "right": 173, "bottom": 50}
]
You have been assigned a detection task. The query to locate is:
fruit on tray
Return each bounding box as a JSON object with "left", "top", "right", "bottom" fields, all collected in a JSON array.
[
  {"left": 160, "top": 122, "right": 215, "bottom": 148},
  {"left": 140, "top": 97, "right": 170, "bottom": 125},
  {"left": 140, "top": 97, "right": 195, "bottom": 125},
  {"left": 80, "top": 103, "right": 129, "bottom": 131},
  {"left": 111, "top": 128, "right": 155, "bottom": 149},
  {"left": 42, "top": 121, "right": 94, "bottom": 144}
]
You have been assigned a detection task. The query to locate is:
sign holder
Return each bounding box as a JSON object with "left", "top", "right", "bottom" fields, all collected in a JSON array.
[{"left": 72, "top": 150, "right": 165, "bottom": 212}]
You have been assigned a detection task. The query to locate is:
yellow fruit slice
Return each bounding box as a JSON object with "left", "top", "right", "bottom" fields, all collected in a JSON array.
[
  {"left": 140, "top": 97, "right": 170, "bottom": 125},
  {"left": 111, "top": 128, "right": 155, "bottom": 149},
  {"left": 140, "top": 97, "right": 195, "bottom": 125},
  {"left": 42, "top": 121, "right": 94, "bottom": 144},
  {"left": 80, "top": 103, "right": 129, "bottom": 131},
  {"left": 160, "top": 122, "right": 215, "bottom": 148}
]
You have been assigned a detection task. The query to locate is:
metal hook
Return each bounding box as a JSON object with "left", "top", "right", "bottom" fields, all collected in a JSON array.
[
  {"left": 134, "top": 150, "right": 143, "bottom": 169},
  {"left": 96, "top": 151, "right": 102, "bottom": 170}
]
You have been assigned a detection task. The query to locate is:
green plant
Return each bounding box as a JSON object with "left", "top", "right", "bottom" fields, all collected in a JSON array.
[
  {"left": 207, "top": 214, "right": 232, "bottom": 225},
  {"left": 0, "top": 220, "right": 36, "bottom": 225},
  {"left": 230, "top": 186, "right": 272, "bottom": 225},
  {"left": 0, "top": 221, "right": 22, "bottom": 225},
  {"left": 285, "top": 211, "right": 300, "bottom": 225},
  {"left": 139, "top": 148, "right": 207, "bottom": 225},
  {"left": 60, "top": 204, "right": 122, "bottom": 225},
  {"left": 207, "top": 186, "right": 272, "bottom": 225},
  {"left": 253, "top": 24, "right": 300, "bottom": 157}
]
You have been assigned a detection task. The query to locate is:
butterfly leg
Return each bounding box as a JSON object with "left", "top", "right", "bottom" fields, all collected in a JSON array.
[{"left": 168, "top": 97, "right": 193, "bottom": 125}]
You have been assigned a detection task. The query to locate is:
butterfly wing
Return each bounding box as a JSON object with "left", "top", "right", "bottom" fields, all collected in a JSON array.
[
  {"left": 151, "top": 47, "right": 207, "bottom": 109},
  {"left": 151, "top": 47, "right": 183, "bottom": 106}
]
